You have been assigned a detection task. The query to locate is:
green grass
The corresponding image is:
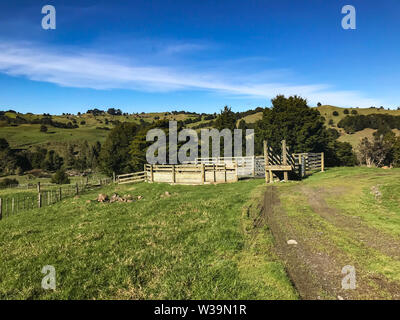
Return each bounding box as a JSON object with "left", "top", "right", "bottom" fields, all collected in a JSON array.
[{"left": 0, "top": 179, "right": 297, "bottom": 300}]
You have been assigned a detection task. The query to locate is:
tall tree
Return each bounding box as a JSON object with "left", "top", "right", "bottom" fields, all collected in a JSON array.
[
  {"left": 99, "top": 122, "right": 140, "bottom": 175},
  {"left": 214, "top": 106, "right": 237, "bottom": 131},
  {"left": 255, "top": 95, "right": 329, "bottom": 154}
]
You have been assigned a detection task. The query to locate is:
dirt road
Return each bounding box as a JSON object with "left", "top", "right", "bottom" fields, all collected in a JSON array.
[{"left": 264, "top": 185, "right": 400, "bottom": 300}]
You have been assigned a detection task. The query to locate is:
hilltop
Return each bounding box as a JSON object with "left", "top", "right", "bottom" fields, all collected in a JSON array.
[{"left": 1, "top": 105, "right": 400, "bottom": 152}]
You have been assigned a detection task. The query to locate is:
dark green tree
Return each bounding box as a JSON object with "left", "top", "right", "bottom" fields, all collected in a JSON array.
[
  {"left": 255, "top": 95, "right": 329, "bottom": 154},
  {"left": 0, "top": 138, "right": 9, "bottom": 151},
  {"left": 51, "top": 169, "right": 70, "bottom": 184},
  {"left": 214, "top": 106, "right": 237, "bottom": 131},
  {"left": 99, "top": 122, "right": 140, "bottom": 175}
]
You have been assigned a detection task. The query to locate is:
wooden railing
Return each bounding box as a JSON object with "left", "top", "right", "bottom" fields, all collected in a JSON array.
[
  {"left": 116, "top": 171, "right": 147, "bottom": 184},
  {"left": 293, "top": 152, "right": 324, "bottom": 173},
  {"left": 143, "top": 163, "right": 238, "bottom": 184}
]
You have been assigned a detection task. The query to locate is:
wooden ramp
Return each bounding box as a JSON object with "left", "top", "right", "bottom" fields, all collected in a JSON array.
[{"left": 263, "top": 140, "right": 297, "bottom": 183}]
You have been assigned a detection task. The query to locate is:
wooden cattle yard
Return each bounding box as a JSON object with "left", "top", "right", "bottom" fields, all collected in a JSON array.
[
  {"left": 116, "top": 163, "right": 238, "bottom": 185},
  {"left": 116, "top": 140, "right": 325, "bottom": 186}
]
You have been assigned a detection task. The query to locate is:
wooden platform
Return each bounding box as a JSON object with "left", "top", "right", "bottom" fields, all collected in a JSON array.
[{"left": 265, "top": 165, "right": 292, "bottom": 171}]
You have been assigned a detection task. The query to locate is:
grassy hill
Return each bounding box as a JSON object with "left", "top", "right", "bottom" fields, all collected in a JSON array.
[
  {"left": 0, "top": 111, "right": 203, "bottom": 151},
  {"left": 1, "top": 105, "right": 400, "bottom": 153},
  {"left": 316, "top": 105, "right": 400, "bottom": 148},
  {"left": 0, "top": 179, "right": 297, "bottom": 299},
  {"left": 1, "top": 167, "right": 399, "bottom": 299}
]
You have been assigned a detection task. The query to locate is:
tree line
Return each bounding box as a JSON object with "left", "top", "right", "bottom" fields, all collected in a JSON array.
[{"left": 2, "top": 96, "right": 400, "bottom": 187}]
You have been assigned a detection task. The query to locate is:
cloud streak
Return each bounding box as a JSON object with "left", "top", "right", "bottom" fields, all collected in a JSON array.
[{"left": 0, "top": 42, "right": 382, "bottom": 107}]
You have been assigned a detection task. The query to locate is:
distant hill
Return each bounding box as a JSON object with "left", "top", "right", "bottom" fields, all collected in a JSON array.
[
  {"left": 0, "top": 111, "right": 205, "bottom": 151},
  {"left": 1, "top": 105, "right": 400, "bottom": 152},
  {"left": 235, "top": 105, "right": 400, "bottom": 149}
]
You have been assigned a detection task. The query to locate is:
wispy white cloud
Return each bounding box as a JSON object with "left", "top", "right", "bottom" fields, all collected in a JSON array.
[{"left": 0, "top": 42, "right": 382, "bottom": 107}]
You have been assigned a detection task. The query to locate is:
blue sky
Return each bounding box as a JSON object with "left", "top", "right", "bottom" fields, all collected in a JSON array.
[{"left": 0, "top": 0, "right": 399, "bottom": 114}]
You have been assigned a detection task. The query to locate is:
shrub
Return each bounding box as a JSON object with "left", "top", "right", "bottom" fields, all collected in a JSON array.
[
  {"left": 351, "top": 110, "right": 358, "bottom": 115},
  {"left": 332, "top": 111, "right": 339, "bottom": 116},
  {"left": 344, "top": 109, "right": 349, "bottom": 115},
  {"left": 0, "top": 178, "right": 19, "bottom": 188},
  {"left": 51, "top": 169, "right": 70, "bottom": 184},
  {"left": 0, "top": 138, "right": 9, "bottom": 151},
  {"left": 40, "top": 125, "right": 48, "bottom": 133}
]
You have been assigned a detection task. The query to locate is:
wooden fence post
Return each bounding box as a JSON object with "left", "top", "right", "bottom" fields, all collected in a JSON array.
[
  {"left": 213, "top": 164, "right": 216, "bottom": 182},
  {"left": 150, "top": 165, "right": 154, "bottom": 182},
  {"left": 38, "top": 193, "right": 42, "bottom": 208},
  {"left": 12, "top": 198, "right": 15, "bottom": 214},
  {"left": 0, "top": 198, "right": 2, "bottom": 220},
  {"left": 252, "top": 156, "right": 256, "bottom": 177},
  {"left": 201, "top": 164, "right": 205, "bottom": 184},
  {"left": 59, "top": 187, "right": 62, "bottom": 201},
  {"left": 321, "top": 152, "right": 325, "bottom": 172},
  {"left": 113, "top": 172, "right": 116, "bottom": 184},
  {"left": 263, "top": 140, "right": 269, "bottom": 183},
  {"left": 282, "top": 140, "right": 288, "bottom": 182},
  {"left": 224, "top": 164, "right": 227, "bottom": 182},
  {"left": 37, "top": 182, "right": 41, "bottom": 193},
  {"left": 172, "top": 165, "right": 176, "bottom": 183},
  {"left": 235, "top": 163, "right": 239, "bottom": 182},
  {"left": 75, "top": 183, "right": 79, "bottom": 195}
]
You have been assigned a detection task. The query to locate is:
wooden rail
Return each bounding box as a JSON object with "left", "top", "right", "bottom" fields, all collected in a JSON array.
[
  {"left": 141, "top": 163, "right": 238, "bottom": 184},
  {"left": 116, "top": 171, "right": 147, "bottom": 184},
  {"left": 293, "top": 152, "right": 324, "bottom": 173}
]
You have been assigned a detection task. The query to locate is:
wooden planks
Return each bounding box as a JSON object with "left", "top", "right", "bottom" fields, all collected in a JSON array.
[{"left": 140, "top": 163, "right": 238, "bottom": 185}]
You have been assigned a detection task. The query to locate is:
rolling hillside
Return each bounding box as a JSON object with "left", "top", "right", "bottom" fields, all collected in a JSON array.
[{"left": 1, "top": 105, "right": 400, "bottom": 152}]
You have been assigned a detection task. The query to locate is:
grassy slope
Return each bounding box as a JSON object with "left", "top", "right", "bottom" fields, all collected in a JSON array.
[
  {"left": 2, "top": 106, "right": 400, "bottom": 151},
  {"left": 0, "top": 112, "right": 201, "bottom": 150},
  {"left": 273, "top": 167, "right": 400, "bottom": 299},
  {"left": 0, "top": 179, "right": 297, "bottom": 300}
]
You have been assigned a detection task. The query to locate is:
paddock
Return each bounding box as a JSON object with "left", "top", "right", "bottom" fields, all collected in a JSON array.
[{"left": 116, "top": 140, "right": 325, "bottom": 186}]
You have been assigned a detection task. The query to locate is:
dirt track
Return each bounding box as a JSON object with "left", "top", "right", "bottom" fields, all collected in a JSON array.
[{"left": 264, "top": 186, "right": 400, "bottom": 300}]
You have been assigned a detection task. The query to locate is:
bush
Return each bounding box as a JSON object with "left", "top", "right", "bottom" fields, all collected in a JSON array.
[
  {"left": 0, "top": 138, "right": 9, "bottom": 151},
  {"left": 351, "top": 110, "right": 358, "bottom": 115},
  {"left": 0, "top": 178, "right": 19, "bottom": 188},
  {"left": 344, "top": 109, "right": 349, "bottom": 115},
  {"left": 51, "top": 169, "right": 70, "bottom": 184},
  {"left": 332, "top": 111, "right": 339, "bottom": 116},
  {"left": 40, "top": 125, "right": 48, "bottom": 133}
]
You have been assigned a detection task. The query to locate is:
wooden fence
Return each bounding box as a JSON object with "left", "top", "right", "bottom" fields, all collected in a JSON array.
[
  {"left": 293, "top": 152, "right": 324, "bottom": 173},
  {"left": 0, "top": 178, "right": 112, "bottom": 221},
  {"left": 116, "top": 171, "right": 147, "bottom": 184},
  {"left": 192, "top": 156, "right": 261, "bottom": 177},
  {"left": 143, "top": 163, "right": 238, "bottom": 184}
]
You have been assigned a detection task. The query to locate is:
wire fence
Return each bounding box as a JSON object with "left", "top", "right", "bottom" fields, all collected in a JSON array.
[{"left": 0, "top": 177, "right": 113, "bottom": 220}]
